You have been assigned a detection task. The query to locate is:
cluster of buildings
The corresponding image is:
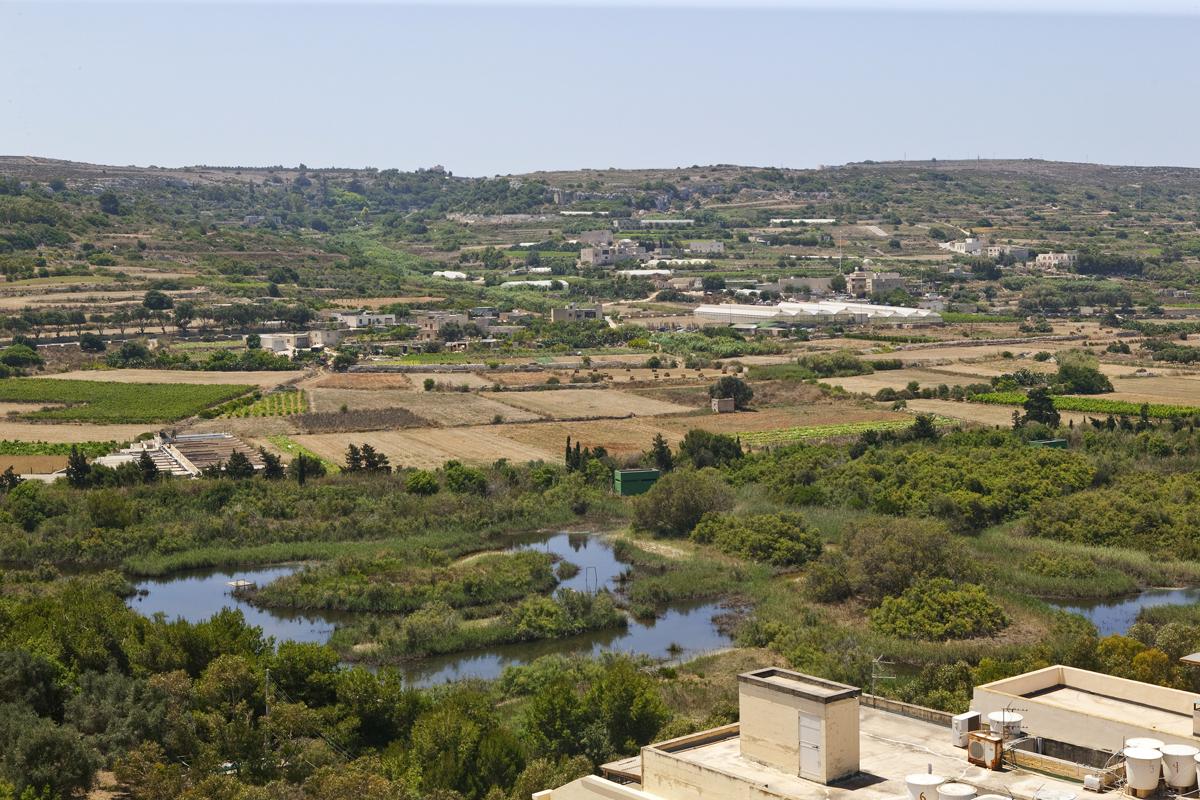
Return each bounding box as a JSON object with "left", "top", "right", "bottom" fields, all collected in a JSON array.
[
  {"left": 575, "top": 229, "right": 725, "bottom": 269},
  {"left": 846, "top": 269, "right": 904, "bottom": 297},
  {"left": 943, "top": 238, "right": 1079, "bottom": 270},
  {"left": 694, "top": 300, "right": 942, "bottom": 330},
  {"left": 540, "top": 664, "right": 1200, "bottom": 800}
]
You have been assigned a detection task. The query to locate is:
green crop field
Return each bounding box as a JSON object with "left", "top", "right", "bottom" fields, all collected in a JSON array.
[
  {"left": 0, "top": 439, "right": 122, "bottom": 457},
  {"left": 225, "top": 390, "right": 308, "bottom": 418},
  {"left": 0, "top": 379, "right": 253, "bottom": 423},
  {"left": 739, "top": 418, "right": 929, "bottom": 446},
  {"left": 970, "top": 391, "right": 1200, "bottom": 419}
]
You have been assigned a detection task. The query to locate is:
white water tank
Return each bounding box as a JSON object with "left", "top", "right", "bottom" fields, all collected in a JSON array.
[
  {"left": 1126, "top": 737, "right": 1165, "bottom": 751},
  {"left": 987, "top": 710, "right": 1023, "bottom": 737},
  {"left": 938, "top": 783, "right": 976, "bottom": 800},
  {"left": 1161, "top": 744, "right": 1199, "bottom": 789},
  {"left": 906, "top": 773, "right": 946, "bottom": 800},
  {"left": 1123, "top": 747, "right": 1162, "bottom": 792}
]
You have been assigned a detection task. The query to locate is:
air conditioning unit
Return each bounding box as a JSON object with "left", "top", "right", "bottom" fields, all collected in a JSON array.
[
  {"left": 952, "top": 711, "right": 981, "bottom": 748},
  {"left": 967, "top": 731, "right": 1004, "bottom": 770}
]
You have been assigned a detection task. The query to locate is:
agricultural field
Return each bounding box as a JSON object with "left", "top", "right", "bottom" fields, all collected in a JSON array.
[
  {"left": 223, "top": 389, "right": 309, "bottom": 418},
  {"left": 905, "top": 398, "right": 1092, "bottom": 428},
  {"left": 738, "top": 417, "right": 929, "bottom": 447},
  {"left": 45, "top": 368, "right": 304, "bottom": 389},
  {"left": 970, "top": 391, "right": 1200, "bottom": 419},
  {"left": 0, "top": 378, "right": 252, "bottom": 423},
  {"left": 487, "top": 388, "right": 697, "bottom": 419}
]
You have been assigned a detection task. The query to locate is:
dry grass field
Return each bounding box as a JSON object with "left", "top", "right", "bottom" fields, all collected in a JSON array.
[
  {"left": 294, "top": 426, "right": 556, "bottom": 469},
  {"left": 487, "top": 389, "right": 695, "bottom": 419},
  {"left": 302, "top": 373, "right": 412, "bottom": 390},
  {"left": 410, "top": 372, "right": 497, "bottom": 390},
  {"left": 45, "top": 368, "right": 305, "bottom": 388},
  {"left": 905, "top": 399, "right": 1092, "bottom": 428},
  {"left": 0, "top": 420, "right": 154, "bottom": 443},
  {"left": 824, "top": 368, "right": 977, "bottom": 395},
  {"left": 1102, "top": 373, "right": 1200, "bottom": 405}
]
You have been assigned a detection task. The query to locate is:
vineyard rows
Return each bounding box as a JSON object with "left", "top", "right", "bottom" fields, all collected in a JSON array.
[
  {"left": 225, "top": 390, "right": 309, "bottom": 418},
  {"left": 739, "top": 419, "right": 918, "bottom": 446},
  {"left": 970, "top": 392, "right": 1200, "bottom": 419}
]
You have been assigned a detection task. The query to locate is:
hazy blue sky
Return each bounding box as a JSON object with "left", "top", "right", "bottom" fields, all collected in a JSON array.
[{"left": 2, "top": 1, "right": 1198, "bottom": 175}]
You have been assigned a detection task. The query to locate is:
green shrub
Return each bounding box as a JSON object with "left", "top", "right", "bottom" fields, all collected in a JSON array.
[
  {"left": 690, "top": 512, "right": 822, "bottom": 566},
  {"left": 870, "top": 578, "right": 1009, "bottom": 640},
  {"left": 631, "top": 469, "right": 734, "bottom": 538}
]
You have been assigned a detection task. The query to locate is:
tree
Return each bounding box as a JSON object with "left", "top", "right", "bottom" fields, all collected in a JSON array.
[
  {"left": 708, "top": 376, "right": 753, "bottom": 410},
  {"left": 98, "top": 191, "right": 121, "bottom": 215},
  {"left": 1021, "top": 387, "right": 1061, "bottom": 428},
  {"left": 8, "top": 719, "right": 99, "bottom": 798},
  {"left": 137, "top": 450, "right": 159, "bottom": 484},
  {"left": 631, "top": 468, "right": 734, "bottom": 537},
  {"left": 0, "top": 343, "right": 43, "bottom": 369},
  {"left": 345, "top": 444, "right": 363, "bottom": 472},
  {"left": 1055, "top": 351, "right": 1113, "bottom": 394},
  {"left": 649, "top": 433, "right": 673, "bottom": 473},
  {"left": 65, "top": 445, "right": 90, "bottom": 488},
  {"left": 259, "top": 447, "right": 284, "bottom": 479},
  {"left": 677, "top": 429, "right": 743, "bottom": 469},
  {"left": 360, "top": 443, "right": 390, "bottom": 473},
  {"left": 225, "top": 450, "right": 255, "bottom": 479},
  {"left": 289, "top": 453, "right": 325, "bottom": 485},
  {"left": 245, "top": 333, "right": 261, "bottom": 350},
  {"left": 79, "top": 332, "right": 106, "bottom": 353},
  {"left": 172, "top": 300, "right": 196, "bottom": 334},
  {"left": 142, "top": 290, "right": 174, "bottom": 334},
  {"left": 405, "top": 469, "right": 440, "bottom": 495},
  {"left": 0, "top": 465, "right": 22, "bottom": 491}
]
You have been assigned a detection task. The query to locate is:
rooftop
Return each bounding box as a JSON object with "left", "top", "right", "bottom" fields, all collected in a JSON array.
[{"left": 598, "top": 706, "right": 1106, "bottom": 800}]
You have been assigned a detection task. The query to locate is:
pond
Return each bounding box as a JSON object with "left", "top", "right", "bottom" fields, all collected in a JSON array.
[
  {"left": 127, "top": 532, "right": 733, "bottom": 686},
  {"left": 1051, "top": 588, "right": 1200, "bottom": 637}
]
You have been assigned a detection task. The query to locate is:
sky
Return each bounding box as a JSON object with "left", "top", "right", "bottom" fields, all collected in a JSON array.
[{"left": 2, "top": 1, "right": 1199, "bottom": 176}]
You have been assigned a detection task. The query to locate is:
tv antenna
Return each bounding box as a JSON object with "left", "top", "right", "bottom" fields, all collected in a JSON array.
[{"left": 869, "top": 655, "right": 895, "bottom": 696}]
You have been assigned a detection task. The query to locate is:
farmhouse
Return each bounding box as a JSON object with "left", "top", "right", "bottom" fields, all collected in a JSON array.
[
  {"left": 1036, "top": 251, "right": 1079, "bottom": 269},
  {"left": 687, "top": 240, "right": 725, "bottom": 255},
  {"left": 580, "top": 239, "right": 648, "bottom": 267},
  {"left": 332, "top": 311, "right": 398, "bottom": 329},
  {"left": 846, "top": 270, "right": 905, "bottom": 297},
  {"left": 411, "top": 310, "right": 469, "bottom": 341},
  {"left": 256, "top": 329, "right": 343, "bottom": 356},
  {"left": 551, "top": 303, "right": 603, "bottom": 323}
]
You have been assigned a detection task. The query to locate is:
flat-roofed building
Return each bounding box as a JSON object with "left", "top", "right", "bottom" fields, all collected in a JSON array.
[
  {"left": 694, "top": 300, "right": 941, "bottom": 327},
  {"left": 539, "top": 667, "right": 1111, "bottom": 800},
  {"left": 551, "top": 303, "right": 602, "bottom": 323},
  {"left": 687, "top": 240, "right": 725, "bottom": 255},
  {"left": 1036, "top": 252, "right": 1078, "bottom": 269}
]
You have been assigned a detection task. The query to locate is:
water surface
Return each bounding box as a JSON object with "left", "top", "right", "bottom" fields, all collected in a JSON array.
[
  {"left": 127, "top": 532, "right": 733, "bottom": 686},
  {"left": 1052, "top": 588, "right": 1200, "bottom": 636}
]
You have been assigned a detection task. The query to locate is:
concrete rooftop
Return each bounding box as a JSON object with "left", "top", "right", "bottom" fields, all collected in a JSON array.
[{"left": 606, "top": 707, "right": 1107, "bottom": 800}]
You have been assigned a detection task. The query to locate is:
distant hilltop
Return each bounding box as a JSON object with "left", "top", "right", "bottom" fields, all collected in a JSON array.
[{"left": 4, "top": 155, "right": 1200, "bottom": 189}]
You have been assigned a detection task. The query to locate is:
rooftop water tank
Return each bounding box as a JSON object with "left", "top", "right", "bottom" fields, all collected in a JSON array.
[
  {"left": 938, "top": 783, "right": 976, "bottom": 800},
  {"left": 906, "top": 773, "right": 946, "bottom": 800},
  {"left": 1127, "top": 737, "right": 1165, "bottom": 751},
  {"left": 987, "top": 710, "right": 1023, "bottom": 738},
  {"left": 1161, "top": 744, "right": 1199, "bottom": 789},
  {"left": 1123, "top": 747, "right": 1162, "bottom": 792}
]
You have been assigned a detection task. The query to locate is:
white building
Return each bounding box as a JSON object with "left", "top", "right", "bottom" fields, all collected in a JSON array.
[
  {"left": 694, "top": 300, "right": 942, "bottom": 327},
  {"left": 1035, "top": 252, "right": 1078, "bottom": 269},
  {"left": 580, "top": 239, "right": 648, "bottom": 267},
  {"left": 333, "top": 311, "right": 398, "bottom": 329},
  {"left": 687, "top": 240, "right": 725, "bottom": 255},
  {"left": 257, "top": 329, "right": 342, "bottom": 356},
  {"left": 432, "top": 270, "right": 470, "bottom": 280},
  {"left": 499, "top": 279, "right": 567, "bottom": 289}
]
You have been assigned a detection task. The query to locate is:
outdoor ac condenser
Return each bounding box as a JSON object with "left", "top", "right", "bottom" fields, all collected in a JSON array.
[
  {"left": 952, "top": 711, "right": 981, "bottom": 748},
  {"left": 967, "top": 731, "right": 1004, "bottom": 771}
]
